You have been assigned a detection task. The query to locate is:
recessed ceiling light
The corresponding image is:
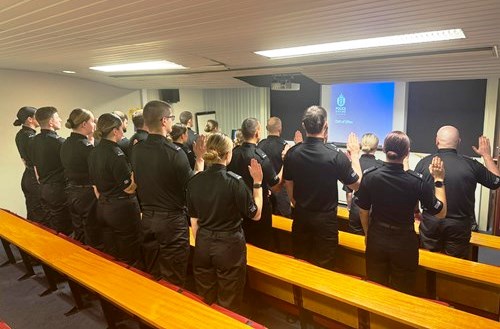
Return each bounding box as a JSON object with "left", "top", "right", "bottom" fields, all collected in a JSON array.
[
  {"left": 89, "top": 60, "right": 187, "bottom": 72},
  {"left": 62, "top": 70, "right": 76, "bottom": 74},
  {"left": 255, "top": 29, "right": 466, "bottom": 59}
]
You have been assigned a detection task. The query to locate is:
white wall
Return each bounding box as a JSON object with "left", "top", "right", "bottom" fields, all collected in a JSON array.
[{"left": 0, "top": 69, "right": 142, "bottom": 217}]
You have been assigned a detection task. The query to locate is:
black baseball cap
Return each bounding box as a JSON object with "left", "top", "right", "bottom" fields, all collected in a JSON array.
[{"left": 13, "top": 106, "right": 37, "bottom": 126}]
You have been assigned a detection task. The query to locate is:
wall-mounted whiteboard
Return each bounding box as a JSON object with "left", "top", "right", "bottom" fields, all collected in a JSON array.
[{"left": 195, "top": 111, "right": 216, "bottom": 134}]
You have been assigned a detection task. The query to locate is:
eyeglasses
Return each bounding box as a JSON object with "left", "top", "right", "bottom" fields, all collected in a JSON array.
[{"left": 161, "top": 115, "right": 176, "bottom": 122}]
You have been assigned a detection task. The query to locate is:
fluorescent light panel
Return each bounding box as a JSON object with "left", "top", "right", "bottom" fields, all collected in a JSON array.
[
  {"left": 255, "top": 29, "right": 466, "bottom": 59},
  {"left": 90, "top": 60, "right": 186, "bottom": 72},
  {"left": 62, "top": 70, "right": 76, "bottom": 74}
]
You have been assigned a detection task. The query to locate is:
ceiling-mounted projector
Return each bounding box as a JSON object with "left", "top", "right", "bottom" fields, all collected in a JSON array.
[{"left": 271, "top": 81, "right": 301, "bottom": 91}]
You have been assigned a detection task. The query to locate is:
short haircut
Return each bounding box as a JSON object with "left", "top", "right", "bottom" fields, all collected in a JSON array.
[
  {"left": 361, "top": 133, "right": 379, "bottom": 153},
  {"left": 170, "top": 123, "right": 188, "bottom": 141},
  {"left": 204, "top": 119, "right": 218, "bottom": 133},
  {"left": 179, "top": 111, "right": 193, "bottom": 125},
  {"left": 131, "top": 110, "right": 144, "bottom": 129},
  {"left": 266, "top": 117, "right": 282, "bottom": 134},
  {"left": 35, "top": 106, "right": 58, "bottom": 125},
  {"left": 112, "top": 110, "right": 128, "bottom": 123},
  {"left": 383, "top": 131, "right": 410, "bottom": 160},
  {"left": 241, "top": 118, "right": 260, "bottom": 140},
  {"left": 302, "top": 106, "right": 327, "bottom": 135},
  {"left": 143, "top": 100, "right": 171, "bottom": 131}
]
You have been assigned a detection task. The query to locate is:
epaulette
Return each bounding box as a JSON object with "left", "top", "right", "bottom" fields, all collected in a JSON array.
[
  {"left": 325, "top": 143, "right": 338, "bottom": 151},
  {"left": 227, "top": 171, "right": 242, "bottom": 180},
  {"left": 165, "top": 142, "right": 182, "bottom": 152},
  {"left": 255, "top": 148, "right": 268, "bottom": 160},
  {"left": 407, "top": 170, "right": 424, "bottom": 180},
  {"left": 363, "top": 166, "right": 379, "bottom": 175},
  {"left": 114, "top": 147, "right": 125, "bottom": 157},
  {"left": 81, "top": 139, "right": 92, "bottom": 147},
  {"left": 280, "top": 139, "right": 288, "bottom": 146}
]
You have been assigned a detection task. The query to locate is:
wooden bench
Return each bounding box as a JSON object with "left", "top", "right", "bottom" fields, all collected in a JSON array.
[
  {"left": 273, "top": 214, "right": 500, "bottom": 320},
  {"left": 189, "top": 229, "right": 500, "bottom": 329},
  {"left": 0, "top": 209, "right": 255, "bottom": 329}
]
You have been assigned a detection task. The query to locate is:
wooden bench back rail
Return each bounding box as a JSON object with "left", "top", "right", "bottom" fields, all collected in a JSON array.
[{"left": 0, "top": 209, "right": 252, "bottom": 329}]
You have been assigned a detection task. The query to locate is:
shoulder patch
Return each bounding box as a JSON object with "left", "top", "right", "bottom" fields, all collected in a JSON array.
[
  {"left": 407, "top": 170, "right": 424, "bottom": 180},
  {"left": 363, "top": 166, "right": 379, "bottom": 175},
  {"left": 114, "top": 147, "right": 125, "bottom": 156},
  {"left": 165, "top": 142, "right": 182, "bottom": 152},
  {"left": 255, "top": 148, "right": 268, "bottom": 160},
  {"left": 227, "top": 171, "right": 242, "bottom": 180}
]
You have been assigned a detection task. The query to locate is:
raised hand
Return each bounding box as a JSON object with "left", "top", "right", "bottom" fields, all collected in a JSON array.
[
  {"left": 193, "top": 135, "right": 207, "bottom": 158},
  {"left": 428, "top": 156, "right": 445, "bottom": 181},
  {"left": 248, "top": 158, "right": 263, "bottom": 184},
  {"left": 346, "top": 132, "right": 360, "bottom": 156},
  {"left": 294, "top": 130, "right": 303, "bottom": 144},
  {"left": 472, "top": 136, "right": 492, "bottom": 158}
]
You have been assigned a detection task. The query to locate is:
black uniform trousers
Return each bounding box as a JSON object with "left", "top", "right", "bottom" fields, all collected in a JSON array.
[
  {"left": 193, "top": 227, "right": 246, "bottom": 312},
  {"left": 348, "top": 201, "right": 364, "bottom": 235},
  {"left": 270, "top": 186, "right": 292, "bottom": 218},
  {"left": 40, "top": 182, "right": 72, "bottom": 235},
  {"left": 66, "top": 185, "right": 101, "bottom": 248},
  {"left": 21, "top": 168, "right": 46, "bottom": 225},
  {"left": 366, "top": 222, "right": 419, "bottom": 294},
  {"left": 97, "top": 196, "right": 143, "bottom": 268},
  {"left": 242, "top": 197, "right": 274, "bottom": 251},
  {"left": 141, "top": 210, "right": 189, "bottom": 286},
  {"left": 419, "top": 214, "right": 471, "bottom": 259},
  {"left": 291, "top": 207, "right": 338, "bottom": 270}
]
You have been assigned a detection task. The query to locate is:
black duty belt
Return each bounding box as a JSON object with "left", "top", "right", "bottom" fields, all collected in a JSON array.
[
  {"left": 99, "top": 194, "right": 136, "bottom": 202},
  {"left": 198, "top": 226, "right": 243, "bottom": 237},
  {"left": 67, "top": 184, "right": 93, "bottom": 188},
  {"left": 374, "top": 221, "right": 414, "bottom": 232}
]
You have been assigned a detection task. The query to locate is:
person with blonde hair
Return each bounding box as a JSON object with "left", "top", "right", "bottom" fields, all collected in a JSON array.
[
  {"left": 345, "top": 133, "right": 383, "bottom": 235},
  {"left": 60, "top": 108, "right": 100, "bottom": 246},
  {"left": 187, "top": 133, "right": 263, "bottom": 311},
  {"left": 88, "top": 113, "right": 141, "bottom": 266}
]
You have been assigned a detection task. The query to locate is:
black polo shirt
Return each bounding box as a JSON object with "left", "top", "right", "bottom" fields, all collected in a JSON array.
[
  {"left": 127, "top": 129, "right": 148, "bottom": 158},
  {"left": 88, "top": 138, "right": 132, "bottom": 198},
  {"left": 15, "top": 126, "right": 36, "bottom": 167},
  {"left": 117, "top": 137, "right": 130, "bottom": 156},
  {"left": 283, "top": 137, "right": 358, "bottom": 212},
  {"left": 31, "top": 129, "right": 66, "bottom": 184},
  {"left": 258, "top": 135, "right": 287, "bottom": 173},
  {"left": 60, "top": 132, "right": 93, "bottom": 185},
  {"left": 356, "top": 163, "right": 443, "bottom": 226},
  {"left": 186, "top": 164, "right": 257, "bottom": 232},
  {"left": 174, "top": 141, "right": 196, "bottom": 170},
  {"left": 415, "top": 148, "right": 500, "bottom": 219},
  {"left": 344, "top": 154, "right": 383, "bottom": 194},
  {"left": 227, "top": 142, "right": 280, "bottom": 195},
  {"left": 186, "top": 128, "right": 198, "bottom": 151},
  {"left": 131, "top": 134, "right": 194, "bottom": 212}
]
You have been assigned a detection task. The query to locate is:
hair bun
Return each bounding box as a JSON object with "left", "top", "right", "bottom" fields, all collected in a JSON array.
[
  {"left": 203, "top": 150, "right": 220, "bottom": 162},
  {"left": 65, "top": 119, "right": 74, "bottom": 129},
  {"left": 386, "top": 151, "right": 399, "bottom": 160}
]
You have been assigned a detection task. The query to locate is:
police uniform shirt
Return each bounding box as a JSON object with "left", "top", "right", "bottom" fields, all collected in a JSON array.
[
  {"left": 258, "top": 135, "right": 287, "bottom": 173},
  {"left": 174, "top": 141, "right": 196, "bottom": 170},
  {"left": 131, "top": 134, "right": 194, "bottom": 212},
  {"left": 15, "top": 126, "right": 36, "bottom": 167},
  {"left": 117, "top": 136, "right": 130, "bottom": 155},
  {"left": 414, "top": 148, "right": 500, "bottom": 219},
  {"left": 60, "top": 132, "right": 93, "bottom": 185},
  {"left": 88, "top": 138, "right": 132, "bottom": 198},
  {"left": 31, "top": 129, "right": 66, "bottom": 184},
  {"left": 186, "top": 128, "right": 198, "bottom": 151},
  {"left": 187, "top": 164, "right": 257, "bottom": 232},
  {"left": 356, "top": 163, "right": 443, "bottom": 226},
  {"left": 227, "top": 142, "right": 280, "bottom": 195},
  {"left": 127, "top": 129, "right": 148, "bottom": 157},
  {"left": 283, "top": 137, "right": 358, "bottom": 212},
  {"left": 344, "top": 154, "right": 383, "bottom": 194}
]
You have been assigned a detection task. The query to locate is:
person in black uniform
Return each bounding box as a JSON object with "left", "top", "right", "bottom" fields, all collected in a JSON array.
[
  {"left": 171, "top": 123, "right": 196, "bottom": 170},
  {"left": 112, "top": 110, "right": 130, "bottom": 155},
  {"left": 283, "top": 106, "right": 362, "bottom": 270},
  {"left": 60, "top": 108, "right": 101, "bottom": 247},
  {"left": 187, "top": 133, "right": 263, "bottom": 311},
  {"left": 414, "top": 126, "right": 500, "bottom": 258},
  {"left": 345, "top": 133, "right": 384, "bottom": 235},
  {"left": 127, "top": 110, "right": 148, "bottom": 158},
  {"left": 131, "top": 101, "right": 204, "bottom": 286},
  {"left": 14, "top": 106, "right": 45, "bottom": 224},
  {"left": 258, "top": 116, "right": 292, "bottom": 217},
  {"left": 88, "top": 113, "right": 142, "bottom": 267},
  {"left": 30, "top": 106, "right": 72, "bottom": 234},
  {"left": 179, "top": 111, "right": 198, "bottom": 154},
  {"left": 356, "top": 131, "right": 447, "bottom": 294},
  {"left": 228, "top": 118, "right": 281, "bottom": 251},
  {"left": 204, "top": 119, "right": 219, "bottom": 135}
]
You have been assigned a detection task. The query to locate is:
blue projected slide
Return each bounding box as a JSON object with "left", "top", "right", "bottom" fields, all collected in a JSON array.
[{"left": 328, "top": 82, "right": 395, "bottom": 145}]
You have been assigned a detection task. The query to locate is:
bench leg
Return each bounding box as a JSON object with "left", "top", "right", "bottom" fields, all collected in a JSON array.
[
  {"left": 65, "top": 280, "right": 87, "bottom": 316},
  {"left": 99, "top": 298, "right": 117, "bottom": 329},
  {"left": 426, "top": 271, "right": 437, "bottom": 299},
  {"left": 293, "top": 285, "right": 311, "bottom": 329},
  {"left": 358, "top": 309, "right": 370, "bottom": 329},
  {"left": 39, "top": 264, "right": 58, "bottom": 296},
  {"left": 470, "top": 245, "right": 479, "bottom": 262},
  {"left": 17, "top": 250, "right": 35, "bottom": 281},
  {"left": 0, "top": 238, "right": 16, "bottom": 267}
]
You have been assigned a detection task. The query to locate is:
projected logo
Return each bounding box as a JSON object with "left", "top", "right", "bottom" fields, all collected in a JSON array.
[{"left": 335, "top": 93, "right": 346, "bottom": 115}]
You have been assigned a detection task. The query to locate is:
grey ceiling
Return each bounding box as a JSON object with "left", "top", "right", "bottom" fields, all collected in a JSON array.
[{"left": 1, "top": 0, "right": 499, "bottom": 89}]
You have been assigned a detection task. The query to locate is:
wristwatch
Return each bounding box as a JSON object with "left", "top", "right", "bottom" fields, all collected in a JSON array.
[
  {"left": 253, "top": 183, "right": 262, "bottom": 188},
  {"left": 434, "top": 181, "right": 445, "bottom": 188}
]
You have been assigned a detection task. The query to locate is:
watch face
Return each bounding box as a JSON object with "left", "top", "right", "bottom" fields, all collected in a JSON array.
[{"left": 434, "top": 181, "right": 444, "bottom": 188}]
